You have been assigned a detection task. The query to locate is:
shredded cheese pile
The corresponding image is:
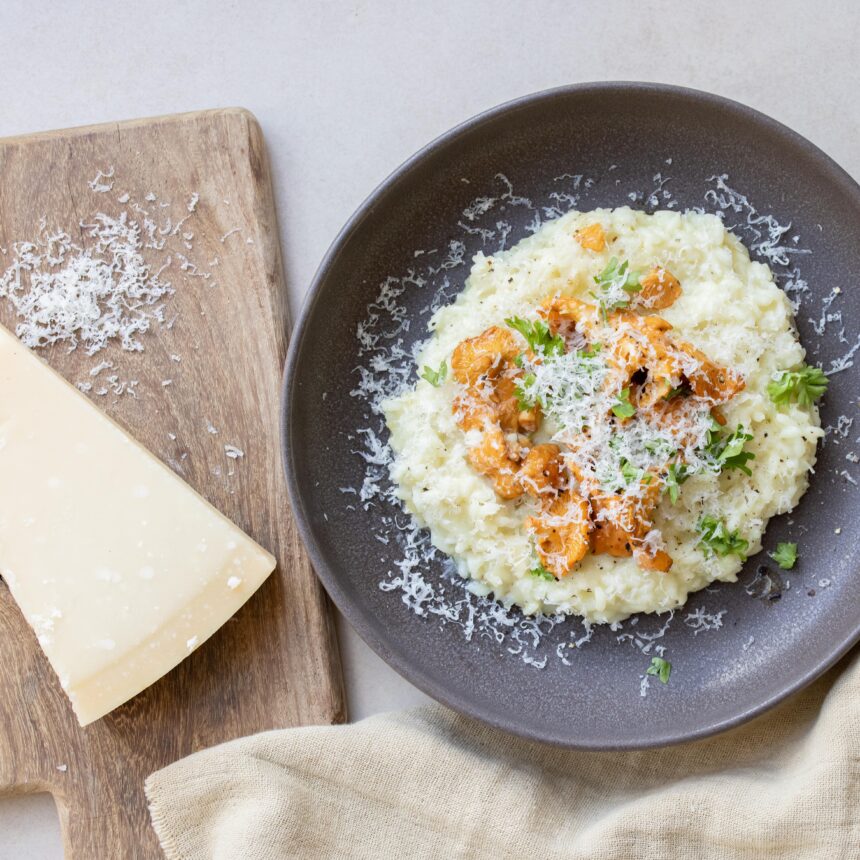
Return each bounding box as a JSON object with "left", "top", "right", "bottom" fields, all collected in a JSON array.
[
  {"left": 0, "top": 173, "right": 204, "bottom": 357},
  {"left": 528, "top": 340, "right": 717, "bottom": 488},
  {"left": 0, "top": 215, "right": 172, "bottom": 354}
]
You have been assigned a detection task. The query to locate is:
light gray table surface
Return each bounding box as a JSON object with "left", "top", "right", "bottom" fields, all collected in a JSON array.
[{"left": 0, "top": 1, "right": 857, "bottom": 856}]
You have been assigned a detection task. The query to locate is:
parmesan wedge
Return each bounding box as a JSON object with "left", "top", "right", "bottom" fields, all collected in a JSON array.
[{"left": 0, "top": 324, "right": 275, "bottom": 725}]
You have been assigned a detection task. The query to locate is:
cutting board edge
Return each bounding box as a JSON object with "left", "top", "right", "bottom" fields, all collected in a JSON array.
[
  {"left": 0, "top": 106, "right": 260, "bottom": 147},
  {"left": 245, "top": 111, "right": 349, "bottom": 728}
]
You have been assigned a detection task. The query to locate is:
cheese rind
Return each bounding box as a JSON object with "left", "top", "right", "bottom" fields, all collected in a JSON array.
[{"left": 0, "top": 324, "right": 276, "bottom": 725}]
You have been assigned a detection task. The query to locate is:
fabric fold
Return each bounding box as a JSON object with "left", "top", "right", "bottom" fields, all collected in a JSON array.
[{"left": 146, "top": 652, "right": 860, "bottom": 859}]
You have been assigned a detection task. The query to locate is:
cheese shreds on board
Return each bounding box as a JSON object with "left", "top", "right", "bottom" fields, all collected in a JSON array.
[
  {"left": 0, "top": 324, "right": 276, "bottom": 725},
  {"left": 0, "top": 213, "right": 174, "bottom": 355}
]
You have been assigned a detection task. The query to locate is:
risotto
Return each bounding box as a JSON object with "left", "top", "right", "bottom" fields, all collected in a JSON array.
[{"left": 384, "top": 208, "right": 824, "bottom": 623}]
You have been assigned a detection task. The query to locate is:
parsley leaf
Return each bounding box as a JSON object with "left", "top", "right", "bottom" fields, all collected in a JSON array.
[
  {"left": 515, "top": 373, "right": 538, "bottom": 409},
  {"left": 716, "top": 425, "right": 755, "bottom": 475},
  {"left": 505, "top": 317, "right": 565, "bottom": 356},
  {"left": 421, "top": 360, "right": 447, "bottom": 387},
  {"left": 591, "top": 257, "right": 642, "bottom": 314},
  {"left": 617, "top": 458, "right": 652, "bottom": 487},
  {"left": 619, "top": 458, "right": 641, "bottom": 485},
  {"left": 529, "top": 563, "right": 556, "bottom": 581},
  {"left": 769, "top": 542, "right": 798, "bottom": 570},
  {"left": 595, "top": 257, "right": 642, "bottom": 294},
  {"left": 644, "top": 438, "right": 675, "bottom": 458},
  {"left": 706, "top": 423, "right": 755, "bottom": 476},
  {"left": 664, "top": 383, "right": 690, "bottom": 400},
  {"left": 697, "top": 515, "right": 749, "bottom": 560},
  {"left": 611, "top": 387, "right": 636, "bottom": 419},
  {"left": 663, "top": 462, "right": 690, "bottom": 504},
  {"left": 646, "top": 656, "right": 671, "bottom": 684},
  {"left": 767, "top": 365, "right": 829, "bottom": 407},
  {"left": 579, "top": 343, "right": 603, "bottom": 359}
]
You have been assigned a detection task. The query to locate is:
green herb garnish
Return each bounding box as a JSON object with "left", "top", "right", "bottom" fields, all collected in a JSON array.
[
  {"left": 767, "top": 365, "right": 828, "bottom": 407},
  {"left": 579, "top": 343, "right": 603, "bottom": 359},
  {"left": 663, "top": 462, "right": 690, "bottom": 504},
  {"left": 697, "top": 515, "right": 749, "bottom": 560},
  {"left": 646, "top": 656, "right": 671, "bottom": 684},
  {"left": 769, "top": 542, "right": 798, "bottom": 570},
  {"left": 421, "top": 360, "right": 447, "bottom": 387},
  {"left": 611, "top": 387, "right": 636, "bottom": 419},
  {"left": 529, "top": 564, "right": 556, "bottom": 581},
  {"left": 705, "top": 423, "right": 755, "bottom": 476},
  {"left": 617, "top": 458, "right": 652, "bottom": 487},
  {"left": 591, "top": 257, "right": 641, "bottom": 314},
  {"left": 664, "top": 383, "right": 689, "bottom": 400},
  {"left": 716, "top": 425, "right": 755, "bottom": 475},
  {"left": 515, "top": 373, "right": 538, "bottom": 409},
  {"left": 505, "top": 316, "right": 565, "bottom": 356},
  {"left": 644, "top": 438, "right": 675, "bottom": 458},
  {"left": 620, "top": 458, "right": 641, "bottom": 485},
  {"left": 703, "top": 418, "right": 721, "bottom": 453}
]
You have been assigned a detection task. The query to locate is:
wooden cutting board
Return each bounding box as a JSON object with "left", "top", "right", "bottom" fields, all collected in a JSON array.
[{"left": 0, "top": 109, "right": 346, "bottom": 858}]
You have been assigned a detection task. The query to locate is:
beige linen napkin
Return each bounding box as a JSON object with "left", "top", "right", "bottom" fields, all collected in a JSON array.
[{"left": 146, "top": 652, "right": 860, "bottom": 859}]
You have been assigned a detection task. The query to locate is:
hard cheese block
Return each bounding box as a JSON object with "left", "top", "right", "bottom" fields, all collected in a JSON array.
[{"left": 0, "top": 324, "right": 276, "bottom": 725}]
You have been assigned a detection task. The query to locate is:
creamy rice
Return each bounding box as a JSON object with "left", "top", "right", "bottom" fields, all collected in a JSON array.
[{"left": 384, "top": 208, "right": 822, "bottom": 623}]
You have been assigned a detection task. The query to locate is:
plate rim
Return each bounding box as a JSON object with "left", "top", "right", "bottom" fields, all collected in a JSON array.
[{"left": 281, "top": 81, "right": 860, "bottom": 750}]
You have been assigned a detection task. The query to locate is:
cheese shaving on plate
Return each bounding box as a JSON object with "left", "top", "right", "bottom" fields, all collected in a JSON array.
[{"left": 346, "top": 172, "right": 840, "bottom": 678}]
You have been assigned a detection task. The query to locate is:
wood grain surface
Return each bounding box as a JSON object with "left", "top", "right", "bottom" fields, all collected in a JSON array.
[{"left": 0, "top": 109, "right": 346, "bottom": 858}]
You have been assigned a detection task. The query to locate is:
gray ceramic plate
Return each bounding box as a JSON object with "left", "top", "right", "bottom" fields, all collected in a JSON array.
[{"left": 283, "top": 83, "right": 860, "bottom": 749}]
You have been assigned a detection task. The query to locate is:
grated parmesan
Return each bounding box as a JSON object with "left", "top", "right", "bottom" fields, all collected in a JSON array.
[
  {"left": 345, "top": 169, "right": 837, "bottom": 677},
  {"left": 0, "top": 174, "right": 214, "bottom": 396}
]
